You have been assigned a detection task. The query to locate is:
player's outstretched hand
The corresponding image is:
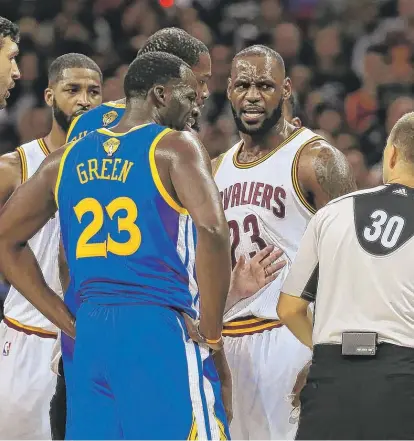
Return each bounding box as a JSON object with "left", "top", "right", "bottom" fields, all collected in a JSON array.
[{"left": 229, "top": 245, "right": 286, "bottom": 301}]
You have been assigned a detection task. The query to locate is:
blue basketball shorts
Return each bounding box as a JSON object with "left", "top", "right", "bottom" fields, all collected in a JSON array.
[{"left": 66, "top": 302, "right": 230, "bottom": 440}]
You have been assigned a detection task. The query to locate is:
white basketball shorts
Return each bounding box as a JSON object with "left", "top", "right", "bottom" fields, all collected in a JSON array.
[
  {"left": 224, "top": 324, "right": 311, "bottom": 440},
  {"left": 0, "top": 320, "right": 57, "bottom": 439}
]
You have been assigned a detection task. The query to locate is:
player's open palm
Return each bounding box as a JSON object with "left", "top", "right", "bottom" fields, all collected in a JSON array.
[{"left": 230, "top": 245, "right": 286, "bottom": 300}]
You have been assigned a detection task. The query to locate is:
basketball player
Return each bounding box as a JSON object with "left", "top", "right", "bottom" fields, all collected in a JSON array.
[
  {"left": 0, "top": 53, "right": 102, "bottom": 439},
  {"left": 0, "top": 16, "right": 20, "bottom": 328},
  {"left": 0, "top": 52, "right": 232, "bottom": 439},
  {"left": 213, "top": 45, "right": 357, "bottom": 440},
  {"left": 48, "top": 28, "right": 213, "bottom": 439},
  {"left": 0, "top": 17, "right": 20, "bottom": 111}
]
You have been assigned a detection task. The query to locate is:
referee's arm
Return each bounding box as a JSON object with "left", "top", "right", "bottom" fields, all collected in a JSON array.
[{"left": 277, "top": 215, "right": 319, "bottom": 349}]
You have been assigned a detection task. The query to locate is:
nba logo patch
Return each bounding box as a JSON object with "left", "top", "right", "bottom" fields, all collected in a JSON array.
[
  {"left": 102, "top": 110, "right": 118, "bottom": 127},
  {"left": 2, "top": 341, "right": 11, "bottom": 356}
]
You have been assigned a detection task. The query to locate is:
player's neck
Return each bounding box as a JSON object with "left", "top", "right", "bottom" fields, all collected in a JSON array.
[
  {"left": 240, "top": 119, "right": 296, "bottom": 155},
  {"left": 110, "top": 101, "right": 154, "bottom": 133},
  {"left": 386, "top": 175, "right": 414, "bottom": 189},
  {"left": 43, "top": 120, "right": 67, "bottom": 153}
]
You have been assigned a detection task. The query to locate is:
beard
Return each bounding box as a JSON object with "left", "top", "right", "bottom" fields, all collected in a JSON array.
[
  {"left": 231, "top": 98, "right": 284, "bottom": 137},
  {"left": 191, "top": 117, "right": 201, "bottom": 133},
  {"left": 53, "top": 99, "right": 72, "bottom": 133}
]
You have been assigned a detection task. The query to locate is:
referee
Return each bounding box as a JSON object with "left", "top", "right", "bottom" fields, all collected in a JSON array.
[{"left": 277, "top": 112, "right": 414, "bottom": 440}]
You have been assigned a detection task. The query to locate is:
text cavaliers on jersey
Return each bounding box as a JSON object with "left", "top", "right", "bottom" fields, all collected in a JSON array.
[
  {"left": 220, "top": 182, "right": 286, "bottom": 219},
  {"left": 214, "top": 127, "right": 324, "bottom": 321}
]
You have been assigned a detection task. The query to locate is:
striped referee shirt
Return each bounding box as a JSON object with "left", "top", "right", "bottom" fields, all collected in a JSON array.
[{"left": 282, "top": 184, "right": 414, "bottom": 348}]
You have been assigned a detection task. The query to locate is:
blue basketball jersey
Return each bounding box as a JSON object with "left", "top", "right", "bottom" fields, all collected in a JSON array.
[
  {"left": 66, "top": 101, "right": 126, "bottom": 143},
  {"left": 56, "top": 123, "right": 198, "bottom": 318}
]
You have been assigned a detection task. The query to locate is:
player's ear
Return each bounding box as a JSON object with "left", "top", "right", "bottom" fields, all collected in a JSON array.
[
  {"left": 153, "top": 85, "right": 166, "bottom": 107},
  {"left": 283, "top": 77, "right": 292, "bottom": 102},
  {"left": 291, "top": 117, "right": 302, "bottom": 128},
  {"left": 44, "top": 88, "right": 54, "bottom": 108},
  {"left": 390, "top": 143, "right": 398, "bottom": 169},
  {"left": 226, "top": 78, "right": 232, "bottom": 100}
]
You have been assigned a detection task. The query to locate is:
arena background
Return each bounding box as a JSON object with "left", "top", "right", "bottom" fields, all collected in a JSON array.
[{"left": 0, "top": 0, "right": 413, "bottom": 313}]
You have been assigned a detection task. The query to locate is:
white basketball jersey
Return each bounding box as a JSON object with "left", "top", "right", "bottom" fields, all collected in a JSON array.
[
  {"left": 4, "top": 139, "right": 62, "bottom": 333},
  {"left": 215, "top": 127, "right": 323, "bottom": 321}
]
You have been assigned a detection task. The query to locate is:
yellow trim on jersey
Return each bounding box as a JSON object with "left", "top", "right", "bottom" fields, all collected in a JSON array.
[
  {"left": 97, "top": 123, "right": 150, "bottom": 137},
  {"left": 233, "top": 127, "right": 305, "bottom": 169},
  {"left": 66, "top": 114, "right": 82, "bottom": 143},
  {"left": 16, "top": 146, "right": 28, "bottom": 183},
  {"left": 187, "top": 414, "right": 198, "bottom": 440},
  {"left": 38, "top": 138, "right": 50, "bottom": 156},
  {"left": 214, "top": 413, "right": 228, "bottom": 440},
  {"left": 103, "top": 100, "right": 126, "bottom": 109},
  {"left": 5, "top": 316, "right": 58, "bottom": 337},
  {"left": 149, "top": 128, "right": 189, "bottom": 215},
  {"left": 212, "top": 152, "right": 227, "bottom": 177},
  {"left": 291, "top": 135, "right": 325, "bottom": 215},
  {"left": 54, "top": 139, "right": 81, "bottom": 208}
]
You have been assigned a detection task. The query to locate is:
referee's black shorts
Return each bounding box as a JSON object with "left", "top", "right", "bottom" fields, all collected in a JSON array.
[
  {"left": 296, "top": 343, "right": 414, "bottom": 440},
  {"left": 50, "top": 357, "right": 67, "bottom": 440}
]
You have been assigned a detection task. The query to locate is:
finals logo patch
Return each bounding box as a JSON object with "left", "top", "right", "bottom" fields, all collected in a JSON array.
[
  {"left": 103, "top": 138, "right": 120, "bottom": 156},
  {"left": 102, "top": 110, "right": 118, "bottom": 127}
]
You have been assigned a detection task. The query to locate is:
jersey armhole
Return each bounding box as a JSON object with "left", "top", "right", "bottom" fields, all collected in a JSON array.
[
  {"left": 15, "top": 146, "right": 28, "bottom": 184},
  {"left": 212, "top": 152, "right": 226, "bottom": 177},
  {"left": 54, "top": 140, "right": 80, "bottom": 208},
  {"left": 103, "top": 101, "right": 126, "bottom": 109},
  {"left": 291, "top": 135, "right": 324, "bottom": 215},
  {"left": 148, "top": 128, "right": 189, "bottom": 215}
]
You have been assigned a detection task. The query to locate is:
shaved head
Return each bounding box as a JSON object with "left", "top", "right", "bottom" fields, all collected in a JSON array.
[
  {"left": 389, "top": 112, "right": 414, "bottom": 164},
  {"left": 228, "top": 45, "right": 291, "bottom": 137}
]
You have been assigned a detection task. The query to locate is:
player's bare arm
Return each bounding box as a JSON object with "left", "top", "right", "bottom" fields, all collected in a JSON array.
[
  {"left": 298, "top": 139, "right": 357, "bottom": 209},
  {"left": 0, "top": 152, "right": 22, "bottom": 209},
  {"left": 0, "top": 147, "right": 75, "bottom": 337},
  {"left": 157, "top": 131, "right": 231, "bottom": 342},
  {"left": 0, "top": 152, "right": 23, "bottom": 282}
]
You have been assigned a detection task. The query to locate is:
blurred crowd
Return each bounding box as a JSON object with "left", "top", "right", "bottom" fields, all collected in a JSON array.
[{"left": 0, "top": 0, "right": 413, "bottom": 189}]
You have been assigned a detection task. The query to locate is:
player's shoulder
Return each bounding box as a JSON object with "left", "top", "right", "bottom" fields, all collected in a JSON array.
[
  {"left": 157, "top": 128, "right": 200, "bottom": 150},
  {"left": 0, "top": 150, "right": 21, "bottom": 180},
  {"left": 299, "top": 134, "right": 337, "bottom": 160},
  {"left": 66, "top": 100, "right": 126, "bottom": 143}
]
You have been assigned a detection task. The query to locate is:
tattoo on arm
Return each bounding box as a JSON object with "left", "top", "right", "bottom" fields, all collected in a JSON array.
[{"left": 313, "top": 145, "right": 357, "bottom": 201}]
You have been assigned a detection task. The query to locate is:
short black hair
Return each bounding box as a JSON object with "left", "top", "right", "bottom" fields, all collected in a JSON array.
[
  {"left": 138, "top": 27, "right": 208, "bottom": 67},
  {"left": 48, "top": 53, "right": 103, "bottom": 85},
  {"left": 0, "top": 17, "right": 19, "bottom": 49},
  {"left": 124, "top": 51, "right": 190, "bottom": 100},
  {"left": 234, "top": 45, "right": 285, "bottom": 75}
]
